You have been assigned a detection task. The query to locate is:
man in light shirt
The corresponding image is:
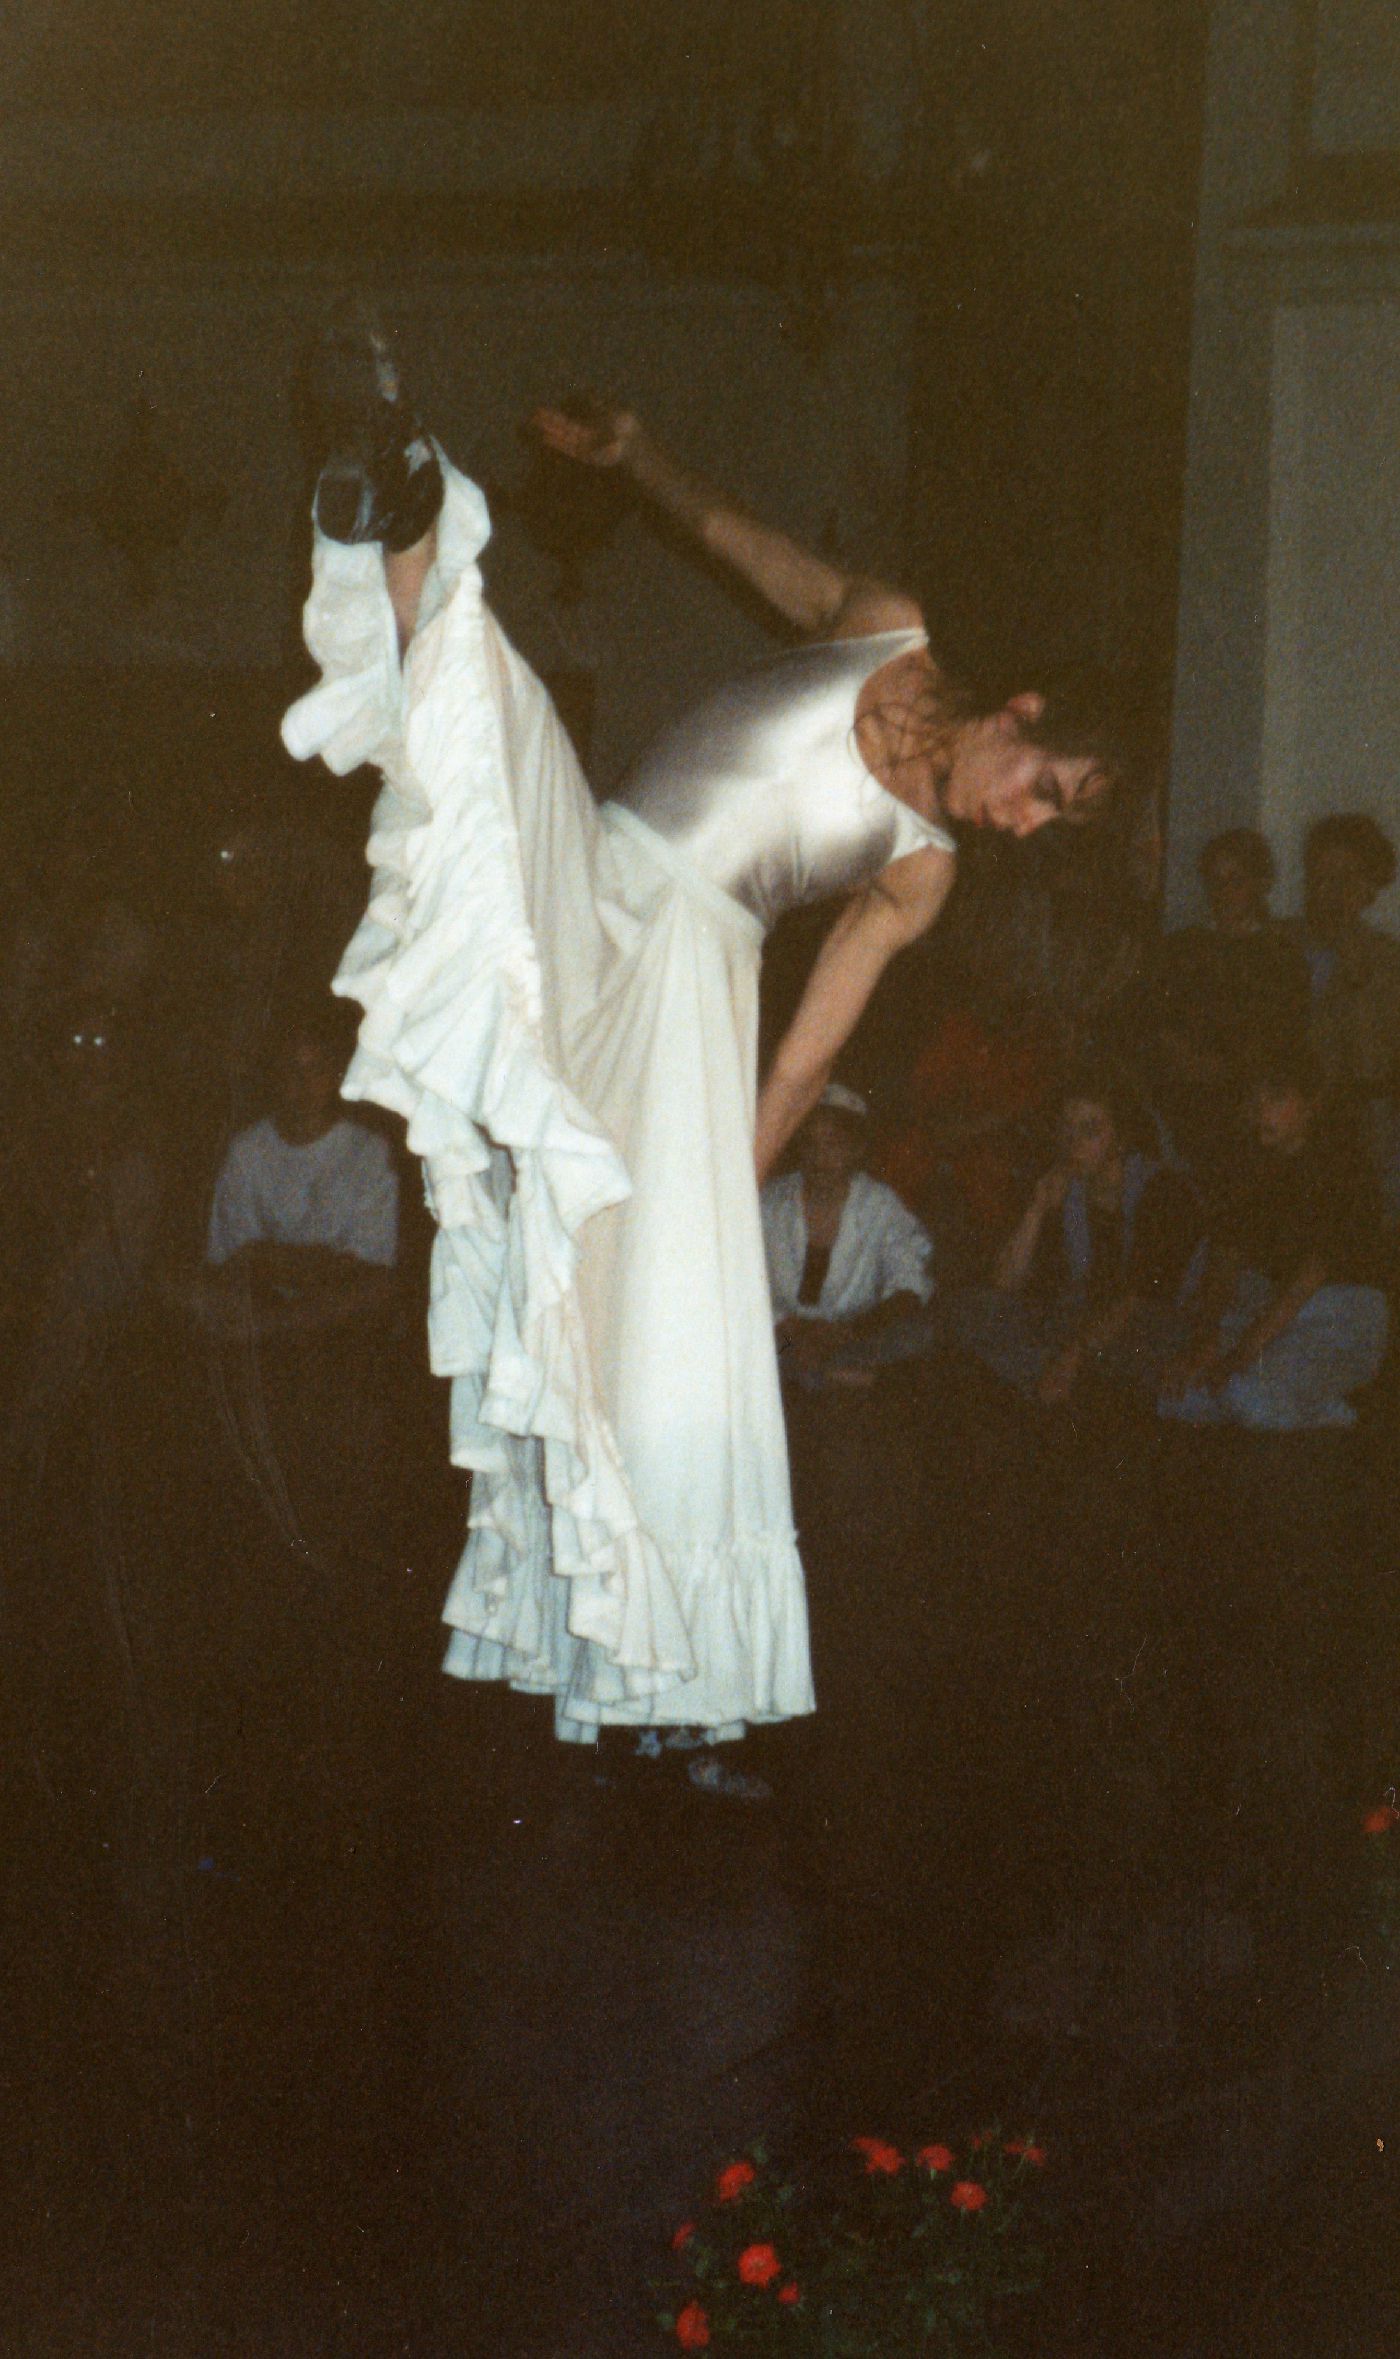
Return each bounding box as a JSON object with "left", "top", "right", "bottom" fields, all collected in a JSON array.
[
  {"left": 205, "top": 1005, "right": 398, "bottom": 1337},
  {"left": 762, "top": 1085, "right": 934, "bottom": 1388}
]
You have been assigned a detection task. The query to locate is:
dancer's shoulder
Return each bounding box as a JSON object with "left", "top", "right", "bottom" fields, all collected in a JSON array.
[{"left": 822, "top": 579, "right": 925, "bottom": 642}]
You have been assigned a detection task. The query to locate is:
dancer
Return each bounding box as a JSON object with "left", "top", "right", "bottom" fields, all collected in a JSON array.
[{"left": 282, "top": 333, "right": 1129, "bottom": 1752}]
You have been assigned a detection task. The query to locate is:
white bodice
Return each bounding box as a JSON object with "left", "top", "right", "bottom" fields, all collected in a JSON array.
[{"left": 607, "top": 629, "right": 954, "bottom": 931}]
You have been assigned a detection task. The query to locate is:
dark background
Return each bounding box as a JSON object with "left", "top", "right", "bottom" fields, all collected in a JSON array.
[{"left": 0, "top": 0, "right": 1209, "bottom": 860}]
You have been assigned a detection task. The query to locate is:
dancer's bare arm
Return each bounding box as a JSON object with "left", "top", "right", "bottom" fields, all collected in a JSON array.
[
  {"left": 532, "top": 402, "right": 921, "bottom": 640},
  {"left": 754, "top": 847, "right": 956, "bottom": 1185}
]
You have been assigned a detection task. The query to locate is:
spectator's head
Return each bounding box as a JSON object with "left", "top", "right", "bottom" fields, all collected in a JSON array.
[
  {"left": 1247, "top": 1043, "right": 1323, "bottom": 1156},
  {"left": 796, "top": 1086, "right": 869, "bottom": 1189},
  {"left": 1304, "top": 814, "right": 1396, "bottom": 944},
  {"left": 1199, "top": 828, "right": 1274, "bottom": 934},
  {"left": 269, "top": 1004, "right": 351, "bottom": 1144},
  {"left": 1057, "top": 1066, "right": 1155, "bottom": 1178}
]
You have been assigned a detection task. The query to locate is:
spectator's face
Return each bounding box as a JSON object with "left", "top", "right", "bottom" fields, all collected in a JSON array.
[
  {"left": 799, "top": 1109, "right": 862, "bottom": 1186},
  {"left": 273, "top": 1038, "right": 343, "bottom": 1137},
  {"left": 1305, "top": 844, "right": 1376, "bottom": 942},
  {"left": 1059, "top": 1097, "right": 1118, "bottom": 1176},
  {"left": 1254, "top": 1083, "right": 1311, "bottom": 1153},
  {"left": 1202, "top": 849, "right": 1268, "bottom": 933}
]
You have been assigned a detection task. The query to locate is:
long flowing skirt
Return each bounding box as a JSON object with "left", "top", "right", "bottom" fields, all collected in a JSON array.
[{"left": 282, "top": 462, "right": 813, "bottom": 1740}]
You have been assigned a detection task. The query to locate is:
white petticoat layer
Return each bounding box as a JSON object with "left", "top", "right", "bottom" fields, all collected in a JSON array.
[{"left": 283, "top": 461, "right": 812, "bottom": 1739}]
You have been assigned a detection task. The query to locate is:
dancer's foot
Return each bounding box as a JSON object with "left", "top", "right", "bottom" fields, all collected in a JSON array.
[
  {"left": 309, "top": 310, "right": 443, "bottom": 552},
  {"left": 686, "top": 1752, "right": 773, "bottom": 1804}
]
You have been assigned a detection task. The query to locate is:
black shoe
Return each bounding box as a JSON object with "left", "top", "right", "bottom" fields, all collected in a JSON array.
[{"left": 309, "top": 313, "right": 443, "bottom": 552}]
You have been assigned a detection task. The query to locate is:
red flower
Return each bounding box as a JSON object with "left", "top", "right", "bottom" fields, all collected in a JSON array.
[
  {"left": 916, "top": 2143, "right": 955, "bottom": 2174},
  {"left": 1005, "top": 2140, "right": 1046, "bottom": 2166},
  {"left": 852, "top": 2136, "right": 905, "bottom": 2175},
  {"left": 675, "top": 2300, "right": 711, "bottom": 2350},
  {"left": 1363, "top": 1803, "right": 1400, "bottom": 1835},
  {"left": 671, "top": 2222, "right": 697, "bottom": 2252},
  {"left": 737, "top": 2242, "right": 783, "bottom": 2288},
  {"left": 778, "top": 2282, "right": 801, "bottom": 2306},
  {"left": 950, "top": 2180, "right": 989, "bottom": 2213},
  {"left": 714, "top": 2160, "right": 757, "bottom": 2203}
]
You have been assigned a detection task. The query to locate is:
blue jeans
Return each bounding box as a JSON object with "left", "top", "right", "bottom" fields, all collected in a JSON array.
[
  {"left": 948, "top": 1286, "right": 1187, "bottom": 1401},
  {"left": 1157, "top": 1272, "right": 1389, "bottom": 1431}
]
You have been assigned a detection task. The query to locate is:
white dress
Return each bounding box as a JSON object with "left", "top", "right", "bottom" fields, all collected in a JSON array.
[{"left": 282, "top": 460, "right": 952, "bottom": 1741}]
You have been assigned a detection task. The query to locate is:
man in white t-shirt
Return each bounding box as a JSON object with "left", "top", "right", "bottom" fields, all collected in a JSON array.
[
  {"left": 204, "top": 1008, "right": 399, "bottom": 1336},
  {"left": 761, "top": 1085, "right": 934, "bottom": 1388}
]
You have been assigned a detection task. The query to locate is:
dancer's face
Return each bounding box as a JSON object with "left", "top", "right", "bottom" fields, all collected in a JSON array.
[{"left": 942, "top": 698, "right": 1108, "bottom": 839}]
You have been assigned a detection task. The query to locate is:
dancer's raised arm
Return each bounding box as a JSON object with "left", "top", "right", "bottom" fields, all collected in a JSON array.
[
  {"left": 753, "top": 845, "right": 956, "bottom": 1185},
  {"left": 532, "top": 401, "right": 921, "bottom": 642}
]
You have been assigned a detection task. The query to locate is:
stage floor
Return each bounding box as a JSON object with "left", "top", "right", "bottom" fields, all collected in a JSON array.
[{"left": 4, "top": 1332, "right": 1398, "bottom": 2354}]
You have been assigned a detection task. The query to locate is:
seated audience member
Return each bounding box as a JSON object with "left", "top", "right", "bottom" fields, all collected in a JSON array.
[
  {"left": 876, "top": 989, "right": 1065, "bottom": 1281},
  {"left": 763, "top": 1085, "right": 934, "bottom": 1388},
  {"left": 2, "top": 1002, "right": 165, "bottom": 1473},
  {"left": 202, "top": 1006, "right": 399, "bottom": 1338},
  {"left": 1157, "top": 828, "right": 1309, "bottom": 1065},
  {"left": 953, "top": 1067, "right": 1203, "bottom": 1409},
  {"left": 1159, "top": 1047, "right": 1388, "bottom": 1431},
  {"left": 1291, "top": 812, "right": 1400, "bottom": 1210}
]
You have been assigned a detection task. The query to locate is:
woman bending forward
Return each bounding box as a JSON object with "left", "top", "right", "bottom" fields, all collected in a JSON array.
[{"left": 282, "top": 342, "right": 1124, "bottom": 1746}]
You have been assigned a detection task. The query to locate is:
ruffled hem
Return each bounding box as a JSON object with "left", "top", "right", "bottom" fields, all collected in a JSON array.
[
  {"left": 441, "top": 1526, "right": 813, "bottom": 1739},
  {"left": 282, "top": 462, "right": 698, "bottom": 1704}
]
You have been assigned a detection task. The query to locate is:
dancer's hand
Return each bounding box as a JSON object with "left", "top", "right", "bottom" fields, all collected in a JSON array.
[{"left": 530, "top": 398, "right": 643, "bottom": 470}]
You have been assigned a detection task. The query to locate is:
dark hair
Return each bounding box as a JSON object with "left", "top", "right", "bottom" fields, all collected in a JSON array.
[
  {"left": 276, "top": 997, "right": 357, "bottom": 1064},
  {"left": 859, "top": 654, "right": 1147, "bottom": 830},
  {"left": 1058, "top": 1062, "right": 1159, "bottom": 1159},
  {"left": 926, "top": 806, "right": 1155, "bottom": 1024},
  {"left": 1200, "top": 827, "right": 1274, "bottom": 886},
  {"left": 1305, "top": 813, "right": 1396, "bottom": 892},
  {"left": 1009, "top": 664, "right": 1145, "bottom": 809},
  {"left": 851, "top": 654, "right": 1155, "bottom": 1017}
]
